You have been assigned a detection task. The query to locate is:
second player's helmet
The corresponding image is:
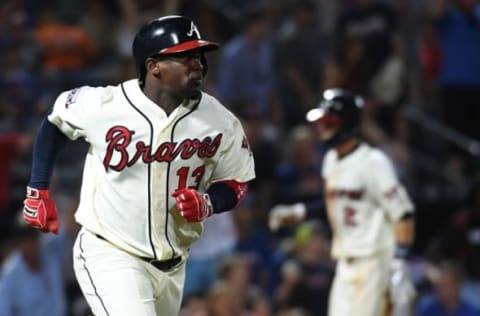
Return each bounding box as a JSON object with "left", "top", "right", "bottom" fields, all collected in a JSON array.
[
  {"left": 306, "top": 88, "right": 364, "bottom": 146},
  {"left": 132, "top": 15, "right": 219, "bottom": 84}
]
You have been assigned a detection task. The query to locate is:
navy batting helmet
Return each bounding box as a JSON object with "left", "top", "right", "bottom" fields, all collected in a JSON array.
[
  {"left": 306, "top": 88, "right": 364, "bottom": 146},
  {"left": 132, "top": 15, "right": 219, "bottom": 84}
]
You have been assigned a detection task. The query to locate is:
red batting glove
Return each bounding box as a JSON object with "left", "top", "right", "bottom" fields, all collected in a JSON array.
[
  {"left": 172, "top": 188, "right": 213, "bottom": 222},
  {"left": 23, "top": 187, "right": 59, "bottom": 234}
]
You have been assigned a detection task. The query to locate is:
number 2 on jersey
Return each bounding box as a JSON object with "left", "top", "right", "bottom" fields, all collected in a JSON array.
[
  {"left": 176, "top": 165, "right": 205, "bottom": 190},
  {"left": 343, "top": 206, "right": 357, "bottom": 226}
]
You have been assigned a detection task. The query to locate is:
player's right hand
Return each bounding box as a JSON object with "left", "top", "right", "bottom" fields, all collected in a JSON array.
[
  {"left": 268, "top": 203, "right": 306, "bottom": 231},
  {"left": 23, "top": 187, "right": 59, "bottom": 234}
]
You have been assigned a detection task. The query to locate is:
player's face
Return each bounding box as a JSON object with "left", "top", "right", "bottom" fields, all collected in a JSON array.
[
  {"left": 314, "top": 115, "right": 342, "bottom": 143},
  {"left": 154, "top": 49, "right": 205, "bottom": 99}
]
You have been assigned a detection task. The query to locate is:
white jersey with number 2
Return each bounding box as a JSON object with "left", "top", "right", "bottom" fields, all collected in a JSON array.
[
  {"left": 48, "top": 79, "right": 255, "bottom": 261},
  {"left": 322, "top": 143, "right": 413, "bottom": 259}
]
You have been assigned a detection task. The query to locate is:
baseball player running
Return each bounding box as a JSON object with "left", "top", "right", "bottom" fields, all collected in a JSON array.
[
  {"left": 22, "top": 15, "right": 255, "bottom": 316},
  {"left": 269, "top": 89, "right": 416, "bottom": 316}
]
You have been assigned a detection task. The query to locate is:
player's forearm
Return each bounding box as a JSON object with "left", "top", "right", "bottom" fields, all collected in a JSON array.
[
  {"left": 394, "top": 215, "right": 415, "bottom": 258},
  {"left": 395, "top": 216, "right": 414, "bottom": 244},
  {"left": 304, "top": 200, "right": 327, "bottom": 220},
  {"left": 29, "top": 115, "right": 69, "bottom": 189}
]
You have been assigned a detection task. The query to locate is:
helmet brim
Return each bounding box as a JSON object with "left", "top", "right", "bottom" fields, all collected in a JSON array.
[
  {"left": 306, "top": 108, "right": 343, "bottom": 126},
  {"left": 160, "top": 40, "right": 219, "bottom": 54},
  {"left": 306, "top": 108, "right": 326, "bottom": 122}
]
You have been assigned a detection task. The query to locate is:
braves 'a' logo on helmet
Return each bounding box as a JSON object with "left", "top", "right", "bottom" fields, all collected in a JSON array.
[{"left": 187, "top": 22, "right": 200, "bottom": 38}]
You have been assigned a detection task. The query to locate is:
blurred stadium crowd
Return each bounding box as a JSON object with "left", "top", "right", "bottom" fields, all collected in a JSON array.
[{"left": 0, "top": 0, "right": 480, "bottom": 315}]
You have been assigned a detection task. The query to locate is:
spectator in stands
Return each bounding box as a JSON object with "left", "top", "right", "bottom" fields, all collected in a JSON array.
[
  {"left": 216, "top": 5, "right": 279, "bottom": 123},
  {"left": 213, "top": 253, "right": 268, "bottom": 315},
  {"left": 35, "top": 9, "right": 96, "bottom": 72},
  {"left": 274, "top": 0, "right": 326, "bottom": 128},
  {"left": 0, "top": 133, "right": 33, "bottom": 238},
  {"left": 335, "top": 0, "right": 407, "bottom": 142},
  {"left": 274, "top": 220, "right": 334, "bottom": 316},
  {"left": 232, "top": 196, "right": 279, "bottom": 294},
  {"left": 322, "top": 34, "right": 367, "bottom": 94},
  {"left": 206, "top": 282, "right": 242, "bottom": 316},
  {"left": 236, "top": 103, "right": 280, "bottom": 210},
  {"left": 182, "top": 211, "right": 237, "bottom": 301},
  {"left": 428, "top": 0, "right": 480, "bottom": 142},
  {"left": 0, "top": 218, "right": 68, "bottom": 316},
  {"left": 179, "top": 292, "right": 208, "bottom": 316},
  {"left": 417, "top": 20, "right": 442, "bottom": 103},
  {"left": 435, "top": 183, "right": 480, "bottom": 307},
  {"left": 336, "top": 0, "right": 399, "bottom": 94},
  {"left": 416, "top": 260, "right": 480, "bottom": 316},
  {"left": 272, "top": 125, "right": 324, "bottom": 206},
  {"left": 34, "top": 8, "right": 96, "bottom": 90}
]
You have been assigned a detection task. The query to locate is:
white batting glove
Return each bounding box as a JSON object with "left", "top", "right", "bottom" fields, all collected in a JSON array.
[
  {"left": 268, "top": 203, "right": 306, "bottom": 231},
  {"left": 389, "top": 258, "right": 416, "bottom": 307}
]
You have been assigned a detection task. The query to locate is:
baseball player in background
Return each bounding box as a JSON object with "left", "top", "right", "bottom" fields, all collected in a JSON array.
[
  {"left": 269, "top": 89, "right": 416, "bottom": 316},
  {"left": 22, "top": 15, "right": 255, "bottom": 316}
]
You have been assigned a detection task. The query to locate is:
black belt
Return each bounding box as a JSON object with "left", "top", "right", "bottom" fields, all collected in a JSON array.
[
  {"left": 141, "top": 256, "right": 182, "bottom": 271},
  {"left": 95, "top": 234, "right": 182, "bottom": 271},
  {"left": 345, "top": 257, "right": 357, "bottom": 264}
]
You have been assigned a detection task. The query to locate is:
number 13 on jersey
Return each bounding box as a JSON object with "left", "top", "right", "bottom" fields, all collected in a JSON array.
[{"left": 176, "top": 165, "right": 205, "bottom": 191}]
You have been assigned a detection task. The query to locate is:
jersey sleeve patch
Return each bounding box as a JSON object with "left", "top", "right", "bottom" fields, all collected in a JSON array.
[{"left": 65, "top": 88, "right": 81, "bottom": 108}]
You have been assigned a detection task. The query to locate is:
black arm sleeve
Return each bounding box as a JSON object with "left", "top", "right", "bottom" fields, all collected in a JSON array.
[
  {"left": 28, "top": 115, "right": 69, "bottom": 189},
  {"left": 207, "top": 182, "right": 238, "bottom": 214},
  {"left": 304, "top": 199, "right": 327, "bottom": 220}
]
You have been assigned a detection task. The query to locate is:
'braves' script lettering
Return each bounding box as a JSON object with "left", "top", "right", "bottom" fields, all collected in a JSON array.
[
  {"left": 326, "top": 188, "right": 364, "bottom": 201},
  {"left": 103, "top": 126, "right": 222, "bottom": 171}
]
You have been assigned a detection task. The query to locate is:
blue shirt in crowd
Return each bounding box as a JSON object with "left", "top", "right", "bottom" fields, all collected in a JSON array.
[
  {"left": 437, "top": 5, "right": 480, "bottom": 86},
  {"left": 0, "top": 235, "right": 67, "bottom": 316},
  {"left": 216, "top": 35, "right": 274, "bottom": 117},
  {"left": 416, "top": 295, "right": 480, "bottom": 316}
]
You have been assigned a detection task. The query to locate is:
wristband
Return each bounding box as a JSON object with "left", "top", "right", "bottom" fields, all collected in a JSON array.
[{"left": 394, "top": 243, "right": 412, "bottom": 259}]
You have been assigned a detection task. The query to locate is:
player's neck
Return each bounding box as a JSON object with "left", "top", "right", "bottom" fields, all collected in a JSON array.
[
  {"left": 335, "top": 138, "right": 360, "bottom": 159},
  {"left": 142, "top": 84, "right": 182, "bottom": 116}
]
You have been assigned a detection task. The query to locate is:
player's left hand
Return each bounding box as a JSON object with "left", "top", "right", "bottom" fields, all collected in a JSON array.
[
  {"left": 172, "top": 188, "right": 213, "bottom": 222},
  {"left": 389, "top": 258, "right": 416, "bottom": 306}
]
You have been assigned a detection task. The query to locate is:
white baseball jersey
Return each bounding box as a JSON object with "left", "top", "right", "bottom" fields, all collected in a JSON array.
[
  {"left": 322, "top": 143, "right": 413, "bottom": 259},
  {"left": 48, "top": 79, "right": 255, "bottom": 261}
]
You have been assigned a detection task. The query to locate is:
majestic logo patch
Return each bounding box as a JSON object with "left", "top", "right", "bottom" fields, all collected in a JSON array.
[
  {"left": 187, "top": 22, "right": 200, "bottom": 38},
  {"left": 103, "top": 126, "right": 223, "bottom": 171}
]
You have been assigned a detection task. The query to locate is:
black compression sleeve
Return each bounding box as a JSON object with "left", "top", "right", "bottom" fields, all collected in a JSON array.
[
  {"left": 207, "top": 182, "right": 238, "bottom": 213},
  {"left": 28, "top": 116, "right": 69, "bottom": 189},
  {"left": 304, "top": 200, "right": 327, "bottom": 220}
]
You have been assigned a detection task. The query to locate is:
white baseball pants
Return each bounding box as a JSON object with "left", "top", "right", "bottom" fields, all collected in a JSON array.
[
  {"left": 73, "top": 228, "right": 185, "bottom": 316},
  {"left": 328, "top": 251, "right": 391, "bottom": 316}
]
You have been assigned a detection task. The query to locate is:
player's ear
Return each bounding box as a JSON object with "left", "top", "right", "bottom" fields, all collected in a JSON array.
[{"left": 145, "top": 58, "right": 162, "bottom": 76}]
